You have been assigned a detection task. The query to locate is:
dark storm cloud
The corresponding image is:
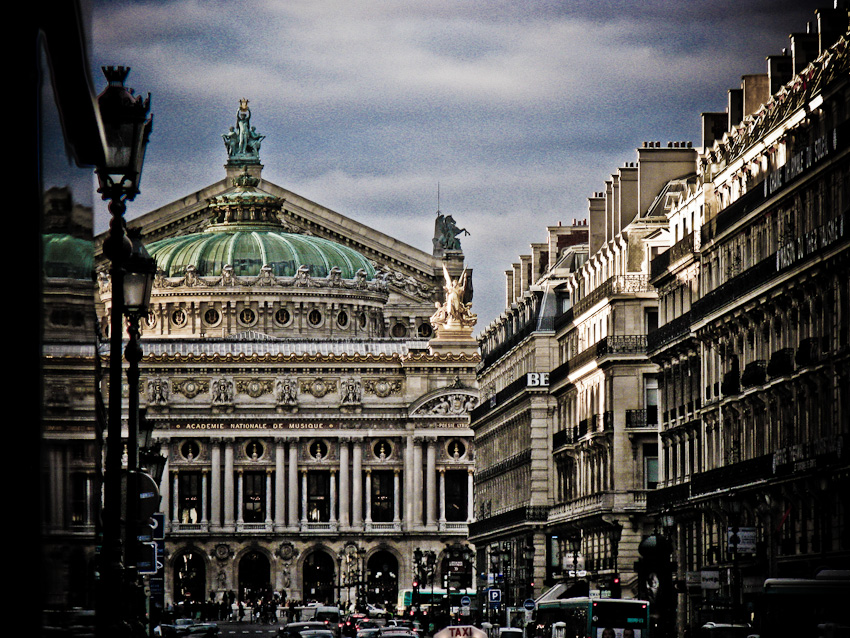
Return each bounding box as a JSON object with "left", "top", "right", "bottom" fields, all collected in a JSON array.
[{"left": 89, "top": 0, "right": 827, "bottom": 327}]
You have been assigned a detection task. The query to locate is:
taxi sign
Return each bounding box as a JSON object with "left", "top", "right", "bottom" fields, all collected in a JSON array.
[{"left": 434, "top": 626, "right": 487, "bottom": 638}]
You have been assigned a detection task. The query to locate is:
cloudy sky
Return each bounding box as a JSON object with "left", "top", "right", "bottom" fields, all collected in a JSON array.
[{"left": 80, "top": 0, "right": 824, "bottom": 329}]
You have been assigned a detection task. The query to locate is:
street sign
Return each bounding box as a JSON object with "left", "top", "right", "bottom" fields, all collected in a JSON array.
[
  {"left": 461, "top": 595, "right": 471, "bottom": 606},
  {"left": 727, "top": 526, "right": 757, "bottom": 554},
  {"left": 523, "top": 599, "right": 535, "bottom": 611},
  {"left": 488, "top": 589, "right": 502, "bottom": 603}
]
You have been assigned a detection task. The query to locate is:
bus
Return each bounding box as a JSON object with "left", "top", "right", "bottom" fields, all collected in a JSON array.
[
  {"left": 397, "top": 588, "right": 477, "bottom": 615},
  {"left": 533, "top": 598, "right": 650, "bottom": 638},
  {"left": 753, "top": 569, "right": 849, "bottom": 637}
]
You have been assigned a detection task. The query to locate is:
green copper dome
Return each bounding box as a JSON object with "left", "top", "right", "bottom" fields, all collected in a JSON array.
[
  {"left": 43, "top": 234, "right": 94, "bottom": 279},
  {"left": 147, "top": 229, "right": 376, "bottom": 280},
  {"left": 146, "top": 171, "right": 376, "bottom": 280}
]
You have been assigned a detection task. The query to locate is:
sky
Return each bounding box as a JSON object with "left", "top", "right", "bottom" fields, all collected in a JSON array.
[{"left": 76, "top": 0, "right": 826, "bottom": 329}]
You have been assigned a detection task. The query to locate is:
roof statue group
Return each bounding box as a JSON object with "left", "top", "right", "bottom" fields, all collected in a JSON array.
[
  {"left": 430, "top": 264, "right": 476, "bottom": 332},
  {"left": 222, "top": 98, "right": 265, "bottom": 161},
  {"left": 433, "top": 209, "right": 468, "bottom": 255}
]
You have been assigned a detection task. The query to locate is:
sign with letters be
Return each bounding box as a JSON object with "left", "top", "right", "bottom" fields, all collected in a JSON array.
[{"left": 527, "top": 373, "right": 549, "bottom": 387}]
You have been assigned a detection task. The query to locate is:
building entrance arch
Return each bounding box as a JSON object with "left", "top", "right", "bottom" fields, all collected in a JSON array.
[
  {"left": 174, "top": 551, "right": 206, "bottom": 604},
  {"left": 366, "top": 550, "right": 398, "bottom": 610},
  {"left": 303, "top": 549, "right": 336, "bottom": 604},
  {"left": 239, "top": 550, "right": 271, "bottom": 603}
]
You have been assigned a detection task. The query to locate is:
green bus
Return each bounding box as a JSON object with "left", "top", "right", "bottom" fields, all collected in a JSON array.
[
  {"left": 533, "top": 598, "right": 650, "bottom": 638},
  {"left": 397, "top": 588, "right": 477, "bottom": 615},
  {"left": 754, "top": 570, "right": 849, "bottom": 637}
]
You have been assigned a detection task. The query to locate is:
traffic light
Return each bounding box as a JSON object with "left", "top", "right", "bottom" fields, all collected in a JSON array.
[
  {"left": 135, "top": 517, "right": 158, "bottom": 574},
  {"left": 610, "top": 575, "right": 621, "bottom": 599}
]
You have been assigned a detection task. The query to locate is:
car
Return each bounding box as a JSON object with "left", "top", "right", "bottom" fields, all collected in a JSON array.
[
  {"left": 279, "top": 621, "right": 334, "bottom": 638},
  {"left": 387, "top": 621, "right": 418, "bottom": 633},
  {"left": 159, "top": 618, "right": 219, "bottom": 638},
  {"left": 299, "top": 630, "right": 336, "bottom": 638},
  {"left": 357, "top": 629, "right": 381, "bottom": 638}
]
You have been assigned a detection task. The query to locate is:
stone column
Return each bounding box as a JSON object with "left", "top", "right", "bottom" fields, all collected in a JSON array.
[
  {"left": 275, "top": 440, "right": 286, "bottom": 530},
  {"left": 301, "top": 470, "right": 308, "bottom": 524},
  {"left": 288, "top": 441, "right": 299, "bottom": 527},
  {"left": 84, "top": 472, "right": 93, "bottom": 526},
  {"left": 330, "top": 470, "right": 338, "bottom": 523},
  {"left": 265, "top": 469, "right": 273, "bottom": 526},
  {"left": 393, "top": 469, "right": 401, "bottom": 523},
  {"left": 426, "top": 438, "right": 437, "bottom": 527},
  {"left": 237, "top": 470, "right": 244, "bottom": 525},
  {"left": 172, "top": 471, "right": 179, "bottom": 524},
  {"left": 210, "top": 440, "right": 221, "bottom": 529},
  {"left": 224, "top": 440, "right": 235, "bottom": 531},
  {"left": 201, "top": 470, "right": 209, "bottom": 525},
  {"left": 161, "top": 455, "right": 171, "bottom": 526},
  {"left": 339, "top": 439, "right": 350, "bottom": 529},
  {"left": 50, "top": 448, "right": 65, "bottom": 528},
  {"left": 413, "top": 437, "right": 423, "bottom": 526},
  {"left": 438, "top": 468, "right": 446, "bottom": 523},
  {"left": 352, "top": 441, "right": 363, "bottom": 527},
  {"left": 365, "top": 469, "right": 373, "bottom": 525},
  {"left": 404, "top": 436, "right": 414, "bottom": 528},
  {"left": 467, "top": 468, "right": 474, "bottom": 522}
]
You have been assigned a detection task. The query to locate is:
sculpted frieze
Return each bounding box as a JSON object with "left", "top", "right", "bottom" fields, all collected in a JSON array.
[
  {"left": 147, "top": 378, "right": 170, "bottom": 405},
  {"left": 373, "top": 264, "right": 439, "bottom": 300},
  {"left": 301, "top": 378, "right": 337, "bottom": 398},
  {"left": 340, "top": 378, "right": 362, "bottom": 406},
  {"left": 236, "top": 377, "right": 274, "bottom": 398},
  {"left": 275, "top": 377, "right": 298, "bottom": 412},
  {"left": 413, "top": 392, "right": 478, "bottom": 416},
  {"left": 170, "top": 378, "right": 209, "bottom": 400},
  {"left": 364, "top": 378, "right": 403, "bottom": 398},
  {"left": 212, "top": 377, "right": 235, "bottom": 404}
]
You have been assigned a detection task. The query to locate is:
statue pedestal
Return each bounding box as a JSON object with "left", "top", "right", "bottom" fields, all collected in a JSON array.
[
  {"left": 225, "top": 161, "right": 263, "bottom": 182},
  {"left": 428, "top": 324, "right": 479, "bottom": 356}
]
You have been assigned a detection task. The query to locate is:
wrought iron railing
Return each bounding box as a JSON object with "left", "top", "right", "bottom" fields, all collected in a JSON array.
[
  {"left": 741, "top": 360, "right": 768, "bottom": 388},
  {"left": 571, "top": 276, "right": 653, "bottom": 319},
  {"left": 626, "top": 408, "right": 658, "bottom": 428},
  {"left": 767, "top": 348, "right": 795, "bottom": 378},
  {"left": 691, "top": 454, "right": 774, "bottom": 496}
]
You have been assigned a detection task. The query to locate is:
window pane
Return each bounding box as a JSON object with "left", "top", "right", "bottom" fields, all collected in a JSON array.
[
  {"left": 244, "top": 472, "right": 265, "bottom": 522},
  {"left": 180, "top": 473, "right": 201, "bottom": 524},
  {"left": 645, "top": 458, "right": 659, "bottom": 489},
  {"left": 371, "top": 471, "right": 393, "bottom": 522},
  {"left": 308, "top": 471, "right": 330, "bottom": 522}
]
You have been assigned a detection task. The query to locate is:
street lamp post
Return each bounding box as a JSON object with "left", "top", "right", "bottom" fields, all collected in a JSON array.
[
  {"left": 337, "top": 555, "right": 343, "bottom": 610},
  {"left": 357, "top": 547, "right": 367, "bottom": 612},
  {"left": 522, "top": 541, "right": 535, "bottom": 602},
  {"left": 568, "top": 533, "right": 582, "bottom": 585},
  {"left": 727, "top": 500, "right": 743, "bottom": 623},
  {"left": 122, "top": 228, "right": 157, "bottom": 633},
  {"left": 94, "top": 65, "right": 152, "bottom": 638}
]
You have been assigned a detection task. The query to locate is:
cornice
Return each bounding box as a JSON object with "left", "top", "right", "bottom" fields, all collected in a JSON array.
[{"left": 100, "top": 350, "right": 480, "bottom": 364}]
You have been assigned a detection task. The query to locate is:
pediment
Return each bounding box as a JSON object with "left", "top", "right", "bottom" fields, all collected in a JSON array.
[{"left": 410, "top": 386, "right": 479, "bottom": 416}]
